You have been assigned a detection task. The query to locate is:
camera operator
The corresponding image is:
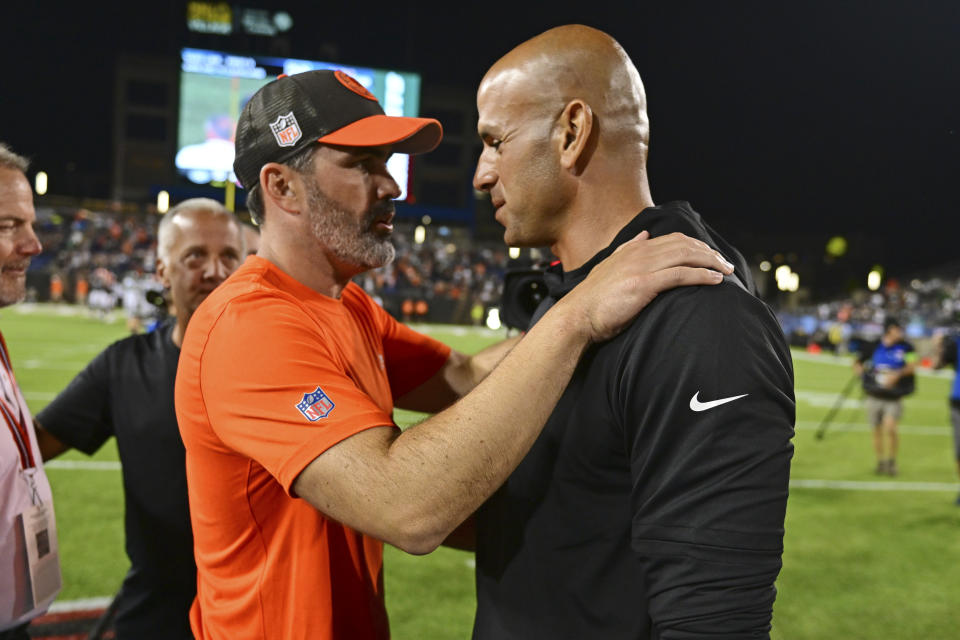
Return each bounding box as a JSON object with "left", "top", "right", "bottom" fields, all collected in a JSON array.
[
  {"left": 931, "top": 329, "right": 960, "bottom": 505},
  {"left": 854, "top": 318, "right": 916, "bottom": 476}
]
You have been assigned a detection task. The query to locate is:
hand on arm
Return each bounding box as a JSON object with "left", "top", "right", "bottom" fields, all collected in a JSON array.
[{"left": 293, "top": 230, "right": 734, "bottom": 555}]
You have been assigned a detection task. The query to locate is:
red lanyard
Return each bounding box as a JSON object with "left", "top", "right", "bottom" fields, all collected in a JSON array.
[{"left": 0, "top": 331, "right": 34, "bottom": 470}]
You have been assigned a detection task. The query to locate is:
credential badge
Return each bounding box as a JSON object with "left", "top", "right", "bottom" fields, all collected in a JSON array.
[
  {"left": 270, "top": 112, "right": 302, "bottom": 147},
  {"left": 296, "top": 386, "right": 336, "bottom": 421}
]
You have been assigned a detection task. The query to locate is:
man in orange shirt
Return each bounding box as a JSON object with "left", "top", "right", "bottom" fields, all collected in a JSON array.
[{"left": 175, "top": 70, "right": 735, "bottom": 640}]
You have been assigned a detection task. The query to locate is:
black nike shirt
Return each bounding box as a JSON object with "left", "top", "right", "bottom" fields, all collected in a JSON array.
[{"left": 474, "top": 202, "right": 796, "bottom": 639}]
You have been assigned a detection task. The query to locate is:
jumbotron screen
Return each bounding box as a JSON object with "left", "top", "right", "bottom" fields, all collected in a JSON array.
[{"left": 176, "top": 47, "right": 423, "bottom": 200}]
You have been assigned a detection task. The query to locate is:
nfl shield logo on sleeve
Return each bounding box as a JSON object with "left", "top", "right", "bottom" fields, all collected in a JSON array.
[
  {"left": 296, "top": 386, "right": 336, "bottom": 421},
  {"left": 270, "top": 112, "right": 302, "bottom": 147}
]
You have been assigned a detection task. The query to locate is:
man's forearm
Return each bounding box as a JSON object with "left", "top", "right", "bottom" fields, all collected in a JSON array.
[
  {"left": 295, "top": 300, "right": 589, "bottom": 554},
  {"left": 293, "top": 231, "right": 733, "bottom": 553},
  {"left": 447, "top": 335, "right": 521, "bottom": 396}
]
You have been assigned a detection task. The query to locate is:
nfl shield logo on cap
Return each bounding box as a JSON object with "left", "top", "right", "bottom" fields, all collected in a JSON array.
[
  {"left": 270, "top": 112, "right": 302, "bottom": 147},
  {"left": 296, "top": 386, "right": 336, "bottom": 421}
]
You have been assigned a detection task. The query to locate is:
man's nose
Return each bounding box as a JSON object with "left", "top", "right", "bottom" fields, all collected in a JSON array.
[
  {"left": 377, "top": 168, "right": 402, "bottom": 201},
  {"left": 473, "top": 154, "right": 497, "bottom": 192},
  {"left": 204, "top": 258, "right": 229, "bottom": 281},
  {"left": 20, "top": 226, "right": 42, "bottom": 257}
]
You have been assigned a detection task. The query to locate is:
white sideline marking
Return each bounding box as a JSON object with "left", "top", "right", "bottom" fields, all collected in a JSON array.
[
  {"left": 22, "top": 360, "right": 93, "bottom": 370},
  {"left": 791, "top": 479, "right": 959, "bottom": 493},
  {"left": 45, "top": 460, "right": 121, "bottom": 471},
  {"left": 795, "top": 420, "right": 950, "bottom": 436},
  {"left": 23, "top": 391, "right": 55, "bottom": 401},
  {"left": 44, "top": 460, "right": 957, "bottom": 494},
  {"left": 790, "top": 349, "right": 953, "bottom": 379},
  {"left": 795, "top": 390, "right": 944, "bottom": 409},
  {"left": 48, "top": 596, "right": 113, "bottom": 613}
]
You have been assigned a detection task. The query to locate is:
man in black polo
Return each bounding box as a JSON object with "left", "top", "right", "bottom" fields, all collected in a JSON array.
[
  {"left": 465, "top": 26, "right": 796, "bottom": 638},
  {"left": 34, "top": 198, "right": 244, "bottom": 639}
]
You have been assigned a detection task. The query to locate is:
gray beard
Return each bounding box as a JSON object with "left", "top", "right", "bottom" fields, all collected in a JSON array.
[{"left": 304, "top": 179, "right": 396, "bottom": 270}]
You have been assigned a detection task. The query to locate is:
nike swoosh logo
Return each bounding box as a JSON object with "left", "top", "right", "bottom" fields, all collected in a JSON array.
[{"left": 689, "top": 391, "right": 749, "bottom": 412}]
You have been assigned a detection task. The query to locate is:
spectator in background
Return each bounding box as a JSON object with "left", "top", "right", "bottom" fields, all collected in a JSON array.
[
  {"left": 33, "top": 198, "right": 244, "bottom": 639},
  {"left": 855, "top": 317, "right": 917, "bottom": 476},
  {"left": 932, "top": 329, "right": 960, "bottom": 504},
  {"left": 0, "top": 142, "right": 60, "bottom": 640}
]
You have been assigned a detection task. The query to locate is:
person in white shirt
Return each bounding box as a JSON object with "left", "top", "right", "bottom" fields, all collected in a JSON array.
[{"left": 0, "top": 142, "right": 60, "bottom": 640}]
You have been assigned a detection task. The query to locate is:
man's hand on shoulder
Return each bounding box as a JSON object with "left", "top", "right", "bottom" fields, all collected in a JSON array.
[{"left": 560, "top": 231, "right": 734, "bottom": 343}]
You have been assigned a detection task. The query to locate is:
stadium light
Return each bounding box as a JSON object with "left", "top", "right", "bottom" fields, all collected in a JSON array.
[
  {"left": 157, "top": 190, "right": 170, "bottom": 214},
  {"left": 788, "top": 272, "right": 800, "bottom": 292},
  {"left": 508, "top": 247, "right": 520, "bottom": 259},
  {"left": 826, "top": 236, "right": 848, "bottom": 257},
  {"left": 414, "top": 225, "right": 426, "bottom": 245},
  {"left": 867, "top": 268, "right": 882, "bottom": 291},
  {"left": 34, "top": 171, "right": 48, "bottom": 196},
  {"left": 485, "top": 307, "right": 502, "bottom": 330},
  {"left": 775, "top": 265, "right": 801, "bottom": 293}
]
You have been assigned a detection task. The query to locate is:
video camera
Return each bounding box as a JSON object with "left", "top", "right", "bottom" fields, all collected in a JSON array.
[
  {"left": 860, "top": 363, "right": 915, "bottom": 399},
  {"left": 500, "top": 266, "right": 549, "bottom": 331}
]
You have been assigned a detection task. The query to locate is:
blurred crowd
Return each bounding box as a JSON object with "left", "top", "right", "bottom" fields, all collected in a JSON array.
[
  {"left": 779, "top": 273, "right": 960, "bottom": 356},
  {"left": 26, "top": 204, "right": 960, "bottom": 338},
  {"left": 26, "top": 206, "right": 514, "bottom": 326}
]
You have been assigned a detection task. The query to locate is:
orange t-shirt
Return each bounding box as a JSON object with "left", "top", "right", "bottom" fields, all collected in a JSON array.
[{"left": 175, "top": 256, "right": 451, "bottom": 640}]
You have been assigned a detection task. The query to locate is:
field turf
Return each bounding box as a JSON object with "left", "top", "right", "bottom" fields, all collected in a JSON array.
[{"left": 3, "top": 304, "right": 959, "bottom": 639}]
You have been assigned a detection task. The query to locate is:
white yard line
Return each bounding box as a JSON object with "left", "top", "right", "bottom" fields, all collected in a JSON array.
[
  {"left": 795, "top": 420, "right": 950, "bottom": 435},
  {"left": 43, "top": 460, "right": 958, "bottom": 494},
  {"left": 791, "top": 479, "right": 958, "bottom": 492},
  {"left": 48, "top": 596, "right": 114, "bottom": 613},
  {"left": 45, "top": 460, "right": 121, "bottom": 471},
  {"left": 790, "top": 349, "right": 954, "bottom": 379},
  {"left": 23, "top": 391, "right": 56, "bottom": 401}
]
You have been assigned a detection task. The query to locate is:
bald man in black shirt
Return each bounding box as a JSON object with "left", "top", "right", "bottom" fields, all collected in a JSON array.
[
  {"left": 464, "top": 25, "right": 795, "bottom": 639},
  {"left": 34, "top": 199, "right": 244, "bottom": 639}
]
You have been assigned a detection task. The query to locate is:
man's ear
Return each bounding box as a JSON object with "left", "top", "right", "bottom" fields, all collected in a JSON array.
[
  {"left": 261, "top": 163, "right": 303, "bottom": 215},
  {"left": 156, "top": 258, "right": 170, "bottom": 289},
  {"left": 558, "top": 99, "right": 594, "bottom": 173}
]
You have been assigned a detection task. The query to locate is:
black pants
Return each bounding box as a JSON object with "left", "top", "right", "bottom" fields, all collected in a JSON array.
[{"left": 0, "top": 623, "right": 29, "bottom": 640}]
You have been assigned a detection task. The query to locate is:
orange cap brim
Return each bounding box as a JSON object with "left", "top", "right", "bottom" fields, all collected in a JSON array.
[{"left": 317, "top": 114, "right": 443, "bottom": 155}]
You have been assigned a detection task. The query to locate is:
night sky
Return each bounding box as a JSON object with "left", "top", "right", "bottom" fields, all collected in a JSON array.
[{"left": 3, "top": 1, "right": 959, "bottom": 289}]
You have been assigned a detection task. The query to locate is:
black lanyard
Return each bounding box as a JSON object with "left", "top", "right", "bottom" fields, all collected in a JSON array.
[{"left": 0, "top": 332, "right": 33, "bottom": 470}]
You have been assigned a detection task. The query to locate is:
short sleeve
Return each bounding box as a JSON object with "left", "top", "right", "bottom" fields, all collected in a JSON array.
[
  {"left": 199, "top": 294, "right": 397, "bottom": 494},
  {"left": 376, "top": 304, "right": 451, "bottom": 399},
  {"left": 36, "top": 347, "right": 115, "bottom": 455},
  {"left": 617, "top": 285, "right": 795, "bottom": 635}
]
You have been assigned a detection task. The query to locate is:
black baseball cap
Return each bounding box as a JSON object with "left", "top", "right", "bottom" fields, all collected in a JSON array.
[{"left": 233, "top": 69, "right": 443, "bottom": 190}]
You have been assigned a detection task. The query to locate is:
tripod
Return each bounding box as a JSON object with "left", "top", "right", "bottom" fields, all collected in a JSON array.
[{"left": 815, "top": 374, "right": 862, "bottom": 441}]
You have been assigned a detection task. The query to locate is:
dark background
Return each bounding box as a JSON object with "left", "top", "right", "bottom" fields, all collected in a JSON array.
[{"left": 3, "top": 1, "right": 958, "bottom": 285}]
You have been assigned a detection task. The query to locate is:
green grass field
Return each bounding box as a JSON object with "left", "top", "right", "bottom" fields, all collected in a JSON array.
[{"left": 4, "top": 304, "right": 960, "bottom": 638}]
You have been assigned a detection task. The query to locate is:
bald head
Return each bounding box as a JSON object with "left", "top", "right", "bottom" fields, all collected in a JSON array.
[
  {"left": 479, "top": 25, "right": 649, "bottom": 153},
  {"left": 158, "top": 198, "right": 240, "bottom": 262},
  {"left": 474, "top": 26, "right": 655, "bottom": 266}
]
